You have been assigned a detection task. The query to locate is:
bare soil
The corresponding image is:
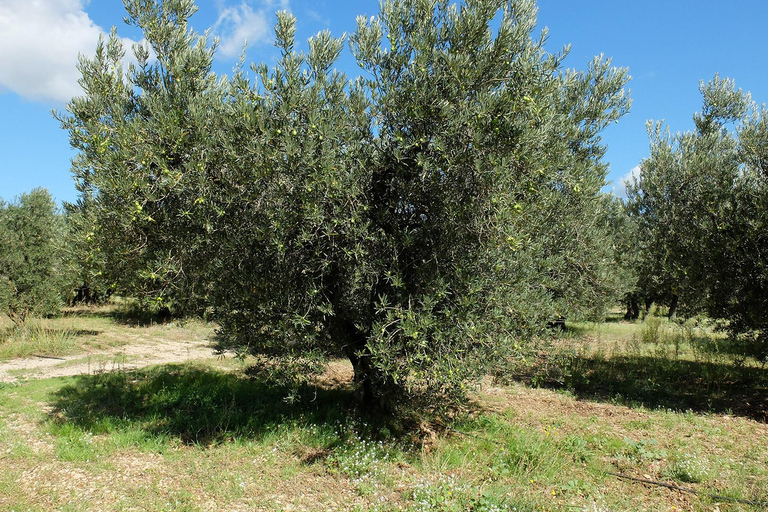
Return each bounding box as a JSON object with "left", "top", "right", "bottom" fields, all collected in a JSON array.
[{"left": 0, "top": 337, "right": 218, "bottom": 383}]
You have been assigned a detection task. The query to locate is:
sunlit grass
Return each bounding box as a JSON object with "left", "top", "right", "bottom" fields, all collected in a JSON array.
[
  {"left": 0, "top": 301, "right": 216, "bottom": 363},
  {"left": 0, "top": 320, "right": 78, "bottom": 360},
  {"left": 0, "top": 308, "right": 766, "bottom": 511}
]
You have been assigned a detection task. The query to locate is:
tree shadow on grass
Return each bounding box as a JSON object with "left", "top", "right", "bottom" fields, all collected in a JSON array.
[
  {"left": 560, "top": 323, "right": 592, "bottom": 337},
  {"left": 103, "top": 305, "right": 184, "bottom": 327},
  {"left": 602, "top": 312, "right": 628, "bottom": 324},
  {"left": 539, "top": 355, "right": 768, "bottom": 422},
  {"left": 62, "top": 303, "right": 187, "bottom": 328},
  {"left": 49, "top": 364, "right": 367, "bottom": 445}
]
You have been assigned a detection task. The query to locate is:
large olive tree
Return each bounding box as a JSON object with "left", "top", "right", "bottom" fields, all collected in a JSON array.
[{"left": 60, "top": 0, "right": 629, "bottom": 413}]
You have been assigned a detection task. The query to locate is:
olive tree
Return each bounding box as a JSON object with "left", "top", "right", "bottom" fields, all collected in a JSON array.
[
  {"left": 628, "top": 76, "right": 768, "bottom": 359},
  {"left": 0, "top": 188, "right": 69, "bottom": 325},
  {"left": 61, "top": 0, "right": 630, "bottom": 413},
  {"left": 57, "top": 0, "right": 226, "bottom": 314},
  {"left": 212, "top": 0, "right": 629, "bottom": 411}
]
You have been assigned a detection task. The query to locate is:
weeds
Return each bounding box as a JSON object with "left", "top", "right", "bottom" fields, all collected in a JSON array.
[
  {"left": 409, "top": 475, "right": 529, "bottom": 512},
  {"left": 326, "top": 428, "right": 390, "bottom": 480},
  {"left": 0, "top": 320, "right": 77, "bottom": 360},
  {"left": 639, "top": 315, "right": 663, "bottom": 346},
  {"left": 52, "top": 422, "right": 102, "bottom": 462},
  {"left": 669, "top": 454, "right": 711, "bottom": 484}
]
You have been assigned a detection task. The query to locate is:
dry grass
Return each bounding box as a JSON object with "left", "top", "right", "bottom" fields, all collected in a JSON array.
[
  {"left": 1, "top": 302, "right": 216, "bottom": 361},
  {"left": 1, "top": 303, "right": 217, "bottom": 382}
]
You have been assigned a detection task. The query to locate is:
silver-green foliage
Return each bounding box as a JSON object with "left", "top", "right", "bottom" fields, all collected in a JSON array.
[
  {"left": 59, "top": 0, "right": 630, "bottom": 412},
  {"left": 0, "top": 188, "right": 69, "bottom": 324},
  {"left": 58, "top": 0, "right": 226, "bottom": 313},
  {"left": 628, "top": 75, "right": 768, "bottom": 361}
]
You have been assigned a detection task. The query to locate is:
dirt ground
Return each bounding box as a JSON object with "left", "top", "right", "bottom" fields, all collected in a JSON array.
[{"left": 0, "top": 337, "right": 218, "bottom": 383}]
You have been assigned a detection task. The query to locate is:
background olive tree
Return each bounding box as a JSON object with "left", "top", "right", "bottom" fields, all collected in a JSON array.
[
  {"left": 60, "top": 0, "right": 630, "bottom": 414},
  {"left": 58, "top": 0, "right": 226, "bottom": 315},
  {"left": 628, "top": 75, "right": 768, "bottom": 360},
  {"left": 0, "top": 188, "right": 70, "bottom": 325}
]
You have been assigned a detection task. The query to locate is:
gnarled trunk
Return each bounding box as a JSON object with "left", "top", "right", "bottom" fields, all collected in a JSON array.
[
  {"left": 333, "top": 318, "right": 397, "bottom": 414},
  {"left": 624, "top": 293, "right": 640, "bottom": 320}
]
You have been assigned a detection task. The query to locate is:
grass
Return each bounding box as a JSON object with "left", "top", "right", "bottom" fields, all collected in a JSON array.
[
  {"left": 0, "top": 307, "right": 767, "bottom": 510},
  {"left": 1, "top": 302, "right": 215, "bottom": 362},
  {"left": 0, "top": 319, "right": 79, "bottom": 360},
  {"left": 537, "top": 313, "right": 768, "bottom": 422},
  {"left": 49, "top": 364, "right": 362, "bottom": 444}
]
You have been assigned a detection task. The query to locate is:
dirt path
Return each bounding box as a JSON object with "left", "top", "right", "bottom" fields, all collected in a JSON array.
[{"left": 0, "top": 338, "right": 219, "bottom": 383}]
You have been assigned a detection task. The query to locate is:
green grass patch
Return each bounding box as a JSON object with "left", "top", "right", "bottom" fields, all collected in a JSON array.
[
  {"left": 50, "top": 363, "right": 360, "bottom": 445},
  {"left": 524, "top": 315, "right": 768, "bottom": 422},
  {"left": 0, "top": 320, "right": 78, "bottom": 360}
]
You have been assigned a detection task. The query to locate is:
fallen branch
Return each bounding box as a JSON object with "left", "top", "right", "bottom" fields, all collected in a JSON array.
[{"left": 604, "top": 471, "right": 768, "bottom": 508}]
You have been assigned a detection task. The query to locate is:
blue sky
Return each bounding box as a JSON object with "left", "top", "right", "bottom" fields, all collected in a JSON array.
[{"left": 1, "top": 0, "right": 767, "bottom": 204}]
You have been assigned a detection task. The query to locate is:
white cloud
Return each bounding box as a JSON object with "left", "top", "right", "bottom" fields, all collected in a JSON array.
[
  {"left": 213, "top": 0, "right": 290, "bottom": 58},
  {"left": 0, "top": 0, "right": 290, "bottom": 103},
  {"left": 613, "top": 164, "right": 641, "bottom": 198},
  {"left": 0, "top": 0, "right": 113, "bottom": 103}
]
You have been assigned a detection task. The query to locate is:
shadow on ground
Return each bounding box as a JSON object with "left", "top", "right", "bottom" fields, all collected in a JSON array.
[
  {"left": 62, "top": 304, "right": 187, "bottom": 327},
  {"left": 533, "top": 354, "right": 768, "bottom": 422},
  {"left": 49, "top": 365, "right": 363, "bottom": 444},
  {"left": 69, "top": 329, "right": 102, "bottom": 337}
]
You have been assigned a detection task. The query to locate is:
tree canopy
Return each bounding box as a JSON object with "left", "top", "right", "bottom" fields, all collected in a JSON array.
[
  {"left": 628, "top": 75, "right": 768, "bottom": 360},
  {"left": 0, "top": 188, "right": 70, "bottom": 325},
  {"left": 59, "top": 0, "right": 630, "bottom": 413}
]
